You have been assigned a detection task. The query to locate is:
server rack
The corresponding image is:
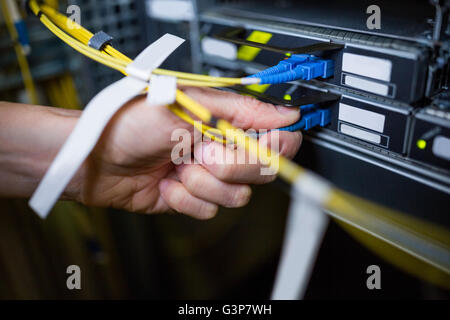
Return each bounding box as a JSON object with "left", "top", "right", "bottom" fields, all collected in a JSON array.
[
  {"left": 184, "top": 0, "right": 450, "bottom": 297},
  {"left": 190, "top": 0, "right": 449, "bottom": 222}
]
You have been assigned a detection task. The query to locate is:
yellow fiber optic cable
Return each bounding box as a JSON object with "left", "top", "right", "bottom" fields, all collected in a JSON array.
[
  {"left": 1, "top": 1, "right": 39, "bottom": 105},
  {"left": 62, "top": 74, "right": 81, "bottom": 109},
  {"left": 167, "top": 104, "right": 226, "bottom": 144},
  {"left": 57, "top": 75, "right": 78, "bottom": 109},
  {"left": 43, "top": 0, "right": 59, "bottom": 10},
  {"left": 37, "top": 3, "right": 233, "bottom": 90},
  {"left": 38, "top": 3, "right": 250, "bottom": 85},
  {"left": 28, "top": 3, "right": 127, "bottom": 70}
]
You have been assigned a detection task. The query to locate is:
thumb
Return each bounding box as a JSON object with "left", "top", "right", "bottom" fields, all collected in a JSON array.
[{"left": 181, "top": 87, "right": 300, "bottom": 130}]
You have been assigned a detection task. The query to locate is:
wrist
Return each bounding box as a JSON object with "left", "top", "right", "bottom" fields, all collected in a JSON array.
[{"left": 0, "top": 102, "right": 82, "bottom": 200}]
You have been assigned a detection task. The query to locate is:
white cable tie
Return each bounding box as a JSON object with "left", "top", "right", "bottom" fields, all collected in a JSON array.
[
  {"left": 147, "top": 75, "right": 177, "bottom": 106},
  {"left": 271, "top": 170, "right": 331, "bottom": 300},
  {"left": 29, "top": 77, "right": 147, "bottom": 218},
  {"left": 125, "top": 33, "right": 185, "bottom": 81},
  {"left": 293, "top": 171, "right": 332, "bottom": 206},
  {"left": 271, "top": 192, "right": 329, "bottom": 300}
]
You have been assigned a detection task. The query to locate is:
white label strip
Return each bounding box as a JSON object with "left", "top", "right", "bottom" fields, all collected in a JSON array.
[
  {"left": 271, "top": 173, "right": 330, "bottom": 299},
  {"left": 126, "top": 33, "right": 185, "bottom": 81},
  {"left": 338, "top": 103, "right": 385, "bottom": 132},
  {"left": 147, "top": 0, "right": 195, "bottom": 21},
  {"left": 201, "top": 37, "right": 237, "bottom": 60},
  {"left": 342, "top": 53, "right": 392, "bottom": 81},
  {"left": 432, "top": 135, "right": 450, "bottom": 161},
  {"left": 340, "top": 123, "right": 382, "bottom": 144},
  {"left": 344, "top": 75, "right": 390, "bottom": 96},
  {"left": 147, "top": 75, "right": 177, "bottom": 106},
  {"left": 29, "top": 77, "right": 147, "bottom": 218}
]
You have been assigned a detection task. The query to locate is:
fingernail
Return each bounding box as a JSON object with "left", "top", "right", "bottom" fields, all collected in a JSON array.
[
  {"left": 198, "top": 203, "right": 218, "bottom": 220},
  {"left": 233, "top": 185, "right": 252, "bottom": 207},
  {"left": 275, "top": 105, "right": 300, "bottom": 117}
]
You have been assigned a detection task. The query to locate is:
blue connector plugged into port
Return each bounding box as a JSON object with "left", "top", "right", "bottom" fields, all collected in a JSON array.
[
  {"left": 248, "top": 54, "right": 310, "bottom": 79},
  {"left": 247, "top": 54, "right": 334, "bottom": 132},
  {"left": 278, "top": 107, "right": 331, "bottom": 132},
  {"left": 248, "top": 54, "right": 334, "bottom": 84}
]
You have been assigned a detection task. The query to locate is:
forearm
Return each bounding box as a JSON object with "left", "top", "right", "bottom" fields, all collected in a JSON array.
[{"left": 0, "top": 101, "right": 82, "bottom": 199}]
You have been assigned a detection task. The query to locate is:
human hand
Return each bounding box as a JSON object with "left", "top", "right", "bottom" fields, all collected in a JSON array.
[{"left": 67, "top": 87, "right": 302, "bottom": 219}]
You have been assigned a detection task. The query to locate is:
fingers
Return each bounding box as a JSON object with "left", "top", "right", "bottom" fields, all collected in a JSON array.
[
  {"left": 194, "top": 141, "right": 274, "bottom": 184},
  {"left": 181, "top": 87, "right": 300, "bottom": 130},
  {"left": 194, "top": 131, "right": 302, "bottom": 184},
  {"left": 159, "top": 178, "right": 218, "bottom": 220},
  {"left": 176, "top": 163, "right": 252, "bottom": 208},
  {"left": 259, "top": 130, "right": 303, "bottom": 160}
]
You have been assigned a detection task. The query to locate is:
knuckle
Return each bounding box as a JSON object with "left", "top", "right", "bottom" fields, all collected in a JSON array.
[
  {"left": 234, "top": 96, "right": 261, "bottom": 128},
  {"left": 185, "top": 168, "right": 205, "bottom": 191},
  {"left": 215, "top": 164, "right": 236, "bottom": 181},
  {"left": 242, "top": 95, "right": 268, "bottom": 113},
  {"left": 169, "top": 187, "right": 189, "bottom": 212},
  {"left": 239, "top": 95, "right": 259, "bottom": 109}
]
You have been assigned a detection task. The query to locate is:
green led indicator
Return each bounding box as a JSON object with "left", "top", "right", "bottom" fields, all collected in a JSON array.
[
  {"left": 417, "top": 139, "right": 427, "bottom": 150},
  {"left": 283, "top": 94, "right": 292, "bottom": 101}
]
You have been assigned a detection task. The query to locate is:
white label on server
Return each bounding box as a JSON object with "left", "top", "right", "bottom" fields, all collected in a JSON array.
[
  {"left": 338, "top": 103, "right": 386, "bottom": 132},
  {"left": 147, "top": 0, "right": 195, "bottom": 21},
  {"left": 340, "top": 124, "right": 381, "bottom": 144},
  {"left": 201, "top": 37, "right": 237, "bottom": 60},
  {"left": 344, "top": 75, "right": 390, "bottom": 96},
  {"left": 432, "top": 135, "right": 450, "bottom": 161},
  {"left": 342, "top": 53, "right": 392, "bottom": 81}
]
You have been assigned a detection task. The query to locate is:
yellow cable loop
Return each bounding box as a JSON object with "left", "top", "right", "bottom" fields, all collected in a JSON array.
[
  {"left": 36, "top": 3, "right": 228, "bottom": 133},
  {"left": 167, "top": 104, "right": 226, "bottom": 144},
  {"left": 28, "top": 0, "right": 450, "bottom": 287},
  {"left": 38, "top": 3, "right": 247, "bottom": 85}
]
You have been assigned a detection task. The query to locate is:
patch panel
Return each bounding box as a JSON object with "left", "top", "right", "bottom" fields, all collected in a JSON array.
[
  {"left": 194, "top": 1, "right": 450, "bottom": 184},
  {"left": 199, "top": 17, "right": 429, "bottom": 104},
  {"left": 224, "top": 78, "right": 414, "bottom": 156},
  {"left": 204, "top": 61, "right": 449, "bottom": 181}
]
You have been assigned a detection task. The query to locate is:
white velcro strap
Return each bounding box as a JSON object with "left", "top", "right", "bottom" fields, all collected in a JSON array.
[
  {"left": 126, "top": 33, "right": 185, "bottom": 81},
  {"left": 147, "top": 75, "right": 177, "bottom": 106},
  {"left": 29, "top": 34, "right": 185, "bottom": 218},
  {"left": 293, "top": 171, "right": 332, "bottom": 205},
  {"left": 271, "top": 170, "right": 331, "bottom": 300},
  {"left": 29, "top": 77, "right": 147, "bottom": 218},
  {"left": 271, "top": 190, "right": 329, "bottom": 300}
]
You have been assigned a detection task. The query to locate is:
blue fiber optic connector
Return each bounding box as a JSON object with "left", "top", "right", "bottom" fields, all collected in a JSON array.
[
  {"left": 248, "top": 54, "right": 310, "bottom": 78},
  {"left": 278, "top": 107, "right": 331, "bottom": 132},
  {"left": 248, "top": 54, "right": 334, "bottom": 84},
  {"left": 15, "top": 21, "right": 31, "bottom": 52}
]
